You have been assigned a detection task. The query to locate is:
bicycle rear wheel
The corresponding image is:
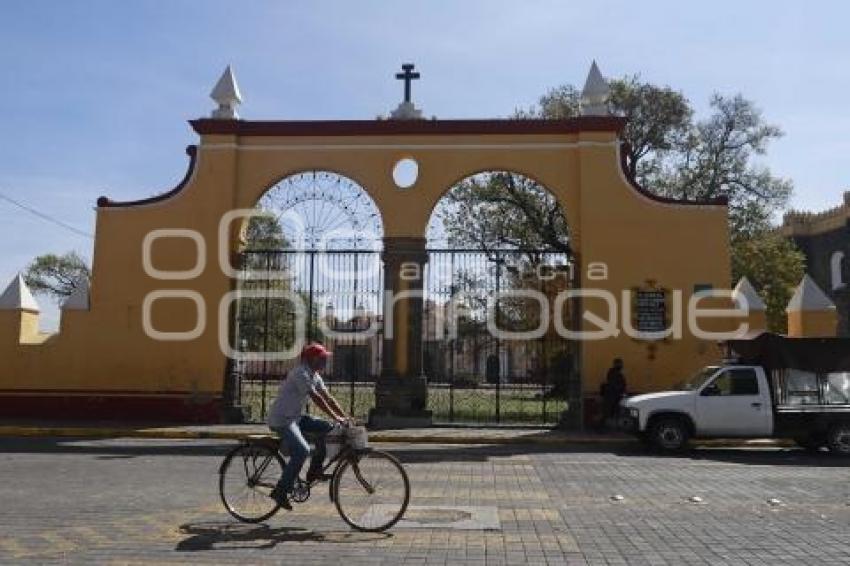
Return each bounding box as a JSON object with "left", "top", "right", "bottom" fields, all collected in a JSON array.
[
  {"left": 333, "top": 449, "right": 410, "bottom": 532},
  {"left": 219, "top": 443, "right": 285, "bottom": 523}
]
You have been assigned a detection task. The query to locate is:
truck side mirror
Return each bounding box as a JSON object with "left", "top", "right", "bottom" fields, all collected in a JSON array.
[{"left": 701, "top": 383, "right": 720, "bottom": 397}]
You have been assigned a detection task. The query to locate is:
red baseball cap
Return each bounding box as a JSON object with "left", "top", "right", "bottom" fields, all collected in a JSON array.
[{"left": 301, "top": 343, "right": 331, "bottom": 360}]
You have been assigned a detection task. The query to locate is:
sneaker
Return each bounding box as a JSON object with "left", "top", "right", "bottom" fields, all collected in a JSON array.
[{"left": 269, "top": 486, "right": 292, "bottom": 510}]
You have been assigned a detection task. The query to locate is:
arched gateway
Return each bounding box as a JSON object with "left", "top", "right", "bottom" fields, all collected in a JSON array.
[{"left": 0, "top": 67, "right": 730, "bottom": 426}]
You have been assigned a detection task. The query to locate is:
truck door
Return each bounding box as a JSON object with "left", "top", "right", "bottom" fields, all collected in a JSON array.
[{"left": 696, "top": 367, "right": 772, "bottom": 436}]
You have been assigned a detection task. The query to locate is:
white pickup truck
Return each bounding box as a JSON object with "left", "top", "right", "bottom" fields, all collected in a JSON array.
[{"left": 620, "top": 333, "right": 850, "bottom": 454}]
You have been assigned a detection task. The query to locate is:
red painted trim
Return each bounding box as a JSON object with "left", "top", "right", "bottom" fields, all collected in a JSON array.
[
  {"left": 0, "top": 392, "right": 223, "bottom": 423},
  {"left": 189, "top": 117, "right": 627, "bottom": 137},
  {"left": 0, "top": 388, "right": 218, "bottom": 395},
  {"left": 618, "top": 141, "right": 728, "bottom": 207},
  {"left": 97, "top": 145, "right": 198, "bottom": 208}
]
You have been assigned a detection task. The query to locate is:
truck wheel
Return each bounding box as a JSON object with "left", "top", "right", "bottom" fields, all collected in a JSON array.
[
  {"left": 827, "top": 425, "right": 850, "bottom": 456},
  {"left": 650, "top": 417, "right": 689, "bottom": 453}
]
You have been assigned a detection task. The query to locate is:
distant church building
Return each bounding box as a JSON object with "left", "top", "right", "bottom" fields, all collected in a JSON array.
[{"left": 781, "top": 192, "right": 850, "bottom": 335}]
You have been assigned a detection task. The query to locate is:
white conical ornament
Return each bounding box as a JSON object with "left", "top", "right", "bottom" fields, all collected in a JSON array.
[
  {"left": 210, "top": 65, "right": 242, "bottom": 119},
  {"left": 732, "top": 277, "right": 766, "bottom": 312},
  {"left": 0, "top": 273, "right": 40, "bottom": 312},
  {"left": 580, "top": 60, "right": 610, "bottom": 116},
  {"left": 786, "top": 274, "right": 836, "bottom": 312},
  {"left": 61, "top": 276, "right": 90, "bottom": 311}
]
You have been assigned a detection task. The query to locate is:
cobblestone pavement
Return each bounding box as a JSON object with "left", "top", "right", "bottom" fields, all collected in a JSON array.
[{"left": 0, "top": 437, "right": 848, "bottom": 565}]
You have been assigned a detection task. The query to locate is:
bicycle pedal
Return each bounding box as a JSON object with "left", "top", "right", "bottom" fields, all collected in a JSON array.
[{"left": 290, "top": 479, "right": 311, "bottom": 503}]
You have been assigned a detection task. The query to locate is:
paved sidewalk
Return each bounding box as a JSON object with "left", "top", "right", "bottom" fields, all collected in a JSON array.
[
  {"left": 0, "top": 420, "right": 792, "bottom": 448},
  {"left": 0, "top": 437, "right": 845, "bottom": 564}
]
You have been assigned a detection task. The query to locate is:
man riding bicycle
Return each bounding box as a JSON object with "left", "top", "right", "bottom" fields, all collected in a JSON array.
[{"left": 267, "top": 342, "right": 349, "bottom": 509}]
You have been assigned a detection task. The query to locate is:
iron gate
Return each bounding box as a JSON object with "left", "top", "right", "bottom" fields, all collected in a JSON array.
[
  {"left": 229, "top": 248, "right": 578, "bottom": 426},
  {"left": 230, "top": 249, "right": 383, "bottom": 423},
  {"left": 423, "top": 249, "right": 578, "bottom": 425}
]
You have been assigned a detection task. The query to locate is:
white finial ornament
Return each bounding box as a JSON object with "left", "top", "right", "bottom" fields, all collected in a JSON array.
[
  {"left": 580, "top": 60, "right": 610, "bottom": 116},
  {"left": 0, "top": 273, "right": 40, "bottom": 312},
  {"left": 732, "top": 277, "right": 766, "bottom": 311},
  {"left": 786, "top": 274, "right": 836, "bottom": 312},
  {"left": 210, "top": 65, "right": 242, "bottom": 119}
]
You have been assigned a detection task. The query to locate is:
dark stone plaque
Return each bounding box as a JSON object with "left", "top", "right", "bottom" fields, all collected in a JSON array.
[{"left": 635, "top": 290, "right": 666, "bottom": 333}]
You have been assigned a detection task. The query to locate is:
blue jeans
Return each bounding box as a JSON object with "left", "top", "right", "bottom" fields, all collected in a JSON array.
[{"left": 271, "top": 415, "right": 334, "bottom": 493}]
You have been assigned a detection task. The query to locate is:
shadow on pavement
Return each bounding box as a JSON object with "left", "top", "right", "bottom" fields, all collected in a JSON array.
[
  {"left": 672, "top": 447, "right": 849, "bottom": 467},
  {"left": 175, "top": 521, "right": 390, "bottom": 551},
  {"left": 1, "top": 435, "right": 846, "bottom": 468},
  {"left": 390, "top": 442, "right": 850, "bottom": 468}
]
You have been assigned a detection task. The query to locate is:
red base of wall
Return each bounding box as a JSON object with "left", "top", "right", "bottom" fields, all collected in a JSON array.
[
  {"left": 583, "top": 396, "right": 601, "bottom": 428},
  {"left": 0, "top": 392, "right": 224, "bottom": 423}
]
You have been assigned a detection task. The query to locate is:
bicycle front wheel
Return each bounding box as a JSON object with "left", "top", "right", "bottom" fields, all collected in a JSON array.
[
  {"left": 333, "top": 449, "right": 410, "bottom": 532},
  {"left": 219, "top": 443, "right": 285, "bottom": 523}
]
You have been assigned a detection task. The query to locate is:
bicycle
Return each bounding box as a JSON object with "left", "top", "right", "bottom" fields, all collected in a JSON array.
[{"left": 218, "top": 424, "right": 410, "bottom": 532}]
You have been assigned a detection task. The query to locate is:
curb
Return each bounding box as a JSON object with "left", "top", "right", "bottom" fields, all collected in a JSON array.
[
  {"left": 0, "top": 425, "right": 627, "bottom": 445},
  {"left": 0, "top": 425, "right": 792, "bottom": 448}
]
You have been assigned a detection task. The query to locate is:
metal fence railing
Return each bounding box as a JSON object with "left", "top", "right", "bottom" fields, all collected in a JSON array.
[{"left": 230, "top": 248, "right": 578, "bottom": 426}]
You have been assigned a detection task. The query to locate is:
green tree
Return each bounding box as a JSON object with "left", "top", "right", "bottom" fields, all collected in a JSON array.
[
  {"left": 440, "top": 75, "right": 797, "bottom": 318},
  {"left": 235, "top": 208, "right": 327, "bottom": 355},
  {"left": 515, "top": 78, "right": 791, "bottom": 236},
  {"left": 731, "top": 231, "right": 806, "bottom": 333},
  {"left": 244, "top": 212, "right": 287, "bottom": 251},
  {"left": 649, "top": 94, "right": 792, "bottom": 236},
  {"left": 448, "top": 76, "right": 693, "bottom": 255},
  {"left": 438, "top": 172, "right": 570, "bottom": 254},
  {"left": 450, "top": 75, "right": 792, "bottom": 245},
  {"left": 442, "top": 76, "right": 708, "bottom": 254},
  {"left": 522, "top": 76, "right": 693, "bottom": 183},
  {"left": 24, "top": 251, "right": 90, "bottom": 301}
]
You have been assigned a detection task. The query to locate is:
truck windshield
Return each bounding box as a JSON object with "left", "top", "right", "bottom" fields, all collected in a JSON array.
[{"left": 674, "top": 367, "right": 718, "bottom": 391}]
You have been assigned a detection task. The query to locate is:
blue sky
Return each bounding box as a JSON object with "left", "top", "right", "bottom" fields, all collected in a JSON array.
[{"left": 1, "top": 1, "right": 849, "bottom": 327}]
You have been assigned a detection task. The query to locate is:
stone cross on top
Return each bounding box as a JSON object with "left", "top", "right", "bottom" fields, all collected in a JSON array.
[
  {"left": 390, "top": 62, "right": 424, "bottom": 120},
  {"left": 395, "top": 63, "right": 420, "bottom": 103}
]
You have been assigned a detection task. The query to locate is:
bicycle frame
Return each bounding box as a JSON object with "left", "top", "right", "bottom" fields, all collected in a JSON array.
[
  {"left": 234, "top": 436, "right": 373, "bottom": 502},
  {"left": 323, "top": 445, "right": 375, "bottom": 502}
]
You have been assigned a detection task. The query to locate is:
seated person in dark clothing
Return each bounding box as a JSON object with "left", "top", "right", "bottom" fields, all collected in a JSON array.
[{"left": 600, "top": 358, "right": 626, "bottom": 427}]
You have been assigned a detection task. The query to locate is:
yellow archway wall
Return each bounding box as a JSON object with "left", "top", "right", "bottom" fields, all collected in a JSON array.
[{"left": 0, "top": 117, "right": 731, "bottom": 421}]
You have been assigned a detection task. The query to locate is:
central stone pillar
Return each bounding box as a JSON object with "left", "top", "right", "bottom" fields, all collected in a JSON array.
[{"left": 368, "top": 236, "right": 433, "bottom": 428}]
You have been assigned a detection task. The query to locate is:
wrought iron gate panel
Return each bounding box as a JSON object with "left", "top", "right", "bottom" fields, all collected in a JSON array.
[
  {"left": 231, "top": 248, "right": 576, "bottom": 426},
  {"left": 424, "top": 249, "right": 577, "bottom": 425},
  {"left": 232, "top": 250, "right": 383, "bottom": 423}
]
